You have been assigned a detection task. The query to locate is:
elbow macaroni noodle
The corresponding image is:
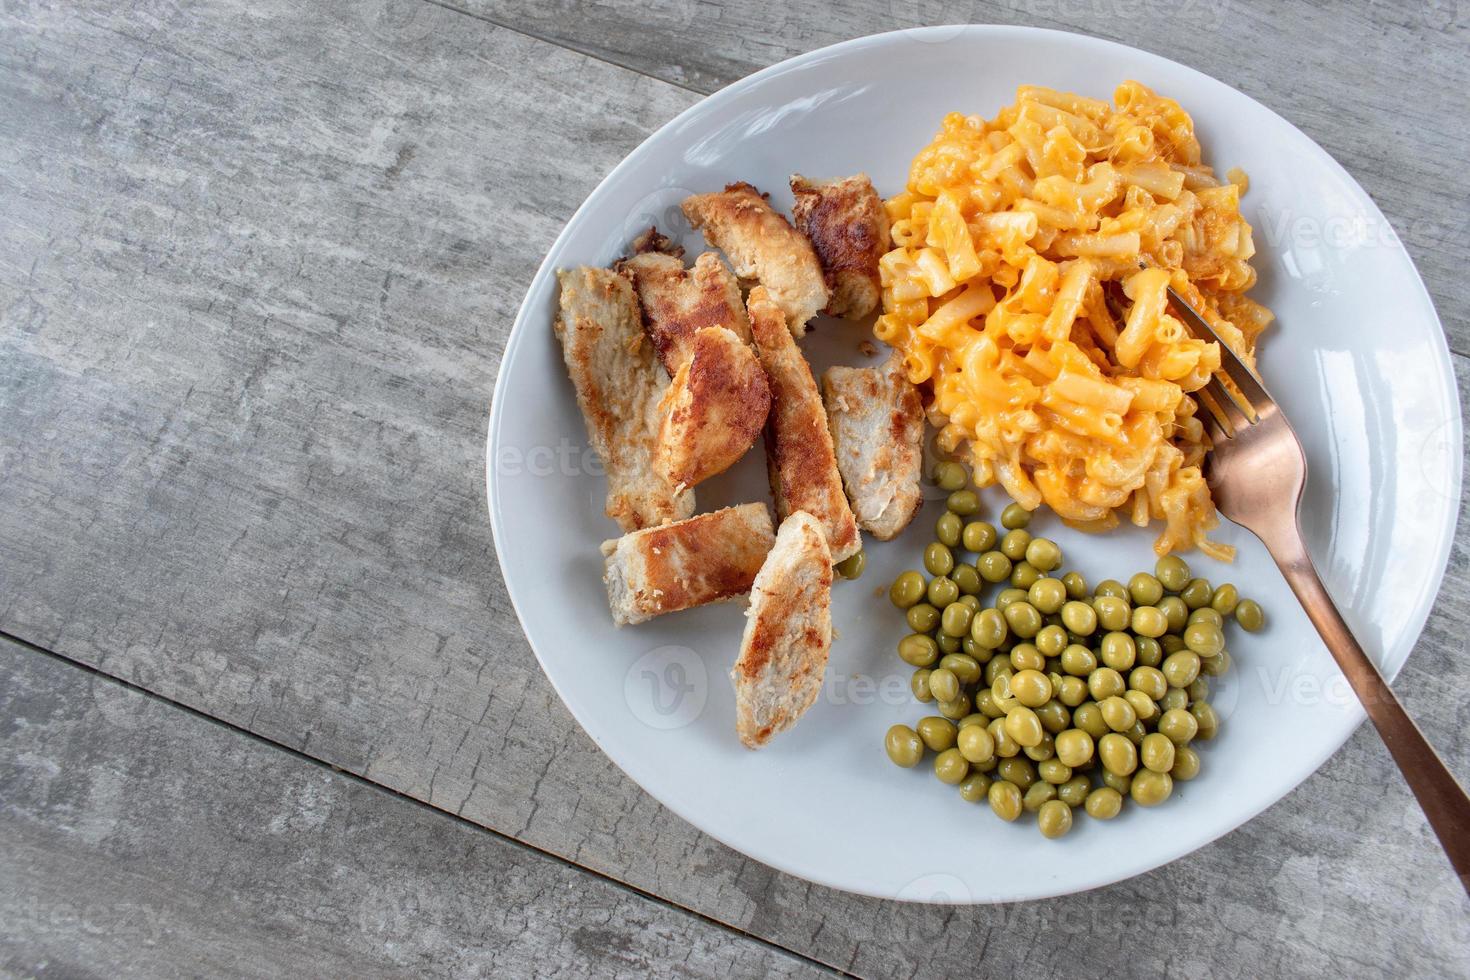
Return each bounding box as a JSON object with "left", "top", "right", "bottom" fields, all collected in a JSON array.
[{"left": 875, "top": 82, "right": 1275, "bottom": 559}]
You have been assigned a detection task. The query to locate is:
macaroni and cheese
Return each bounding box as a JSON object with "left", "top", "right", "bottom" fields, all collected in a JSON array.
[{"left": 875, "top": 82, "right": 1274, "bottom": 559}]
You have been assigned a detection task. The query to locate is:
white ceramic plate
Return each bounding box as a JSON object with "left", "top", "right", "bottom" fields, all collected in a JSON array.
[{"left": 488, "top": 26, "right": 1461, "bottom": 902}]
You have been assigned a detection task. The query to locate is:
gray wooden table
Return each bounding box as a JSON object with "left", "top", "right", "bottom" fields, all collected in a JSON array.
[{"left": 2, "top": 1, "right": 1467, "bottom": 977}]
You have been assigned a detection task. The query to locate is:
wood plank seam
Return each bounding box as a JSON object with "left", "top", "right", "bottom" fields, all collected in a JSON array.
[{"left": 0, "top": 629, "right": 855, "bottom": 980}]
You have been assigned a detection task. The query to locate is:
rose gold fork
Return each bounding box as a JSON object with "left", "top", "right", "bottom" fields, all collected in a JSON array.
[{"left": 1169, "top": 288, "right": 1470, "bottom": 893}]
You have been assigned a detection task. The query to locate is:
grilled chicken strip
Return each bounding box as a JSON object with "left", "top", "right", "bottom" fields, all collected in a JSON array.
[
  {"left": 682, "top": 182, "right": 829, "bottom": 337},
  {"left": 554, "top": 266, "right": 693, "bottom": 531},
  {"left": 790, "top": 173, "right": 890, "bottom": 320},
  {"left": 732, "top": 510, "right": 833, "bottom": 749},
  {"left": 657, "top": 326, "right": 770, "bottom": 490},
  {"left": 747, "top": 286, "right": 860, "bottom": 562},
  {"left": 601, "top": 502, "right": 776, "bottom": 625},
  {"left": 618, "top": 243, "right": 752, "bottom": 373},
  {"left": 822, "top": 351, "right": 925, "bottom": 539}
]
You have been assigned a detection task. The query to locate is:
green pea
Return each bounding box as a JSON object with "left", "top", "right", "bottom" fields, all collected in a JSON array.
[
  {"left": 1155, "top": 554, "right": 1191, "bottom": 592},
  {"left": 962, "top": 521, "right": 997, "bottom": 553},
  {"left": 1124, "top": 690, "right": 1158, "bottom": 723},
  {"left": 916, "top": 716, "right": 958, "bottom": 752},
  {"left": 926, "top": 576, "right": 959, "bottom": 608},
  {"left": 975, "top": 688, "right": 1005, "bottom": 719},
  {"left": 1129, "top": 665, "right": 1167, "bottom": 700},
  {"left": 1183, "top": 622, "right": 1225, "bottom": 657},
  {"left": 885, "top": 724, "right": 925, "bottom": 767},
  {"left": 1158, "top": 707, "right": 1198, "bottom": 744},
  {"left": 947, "top": 564, "right": 978, "bottom": 598},
  {"left": 1094, "top": 579, "right": 1130, "bottom": 600},
  {"left": 890, "top": 570, "right": 926, "bottom": 608},
  {"left": 1004, "top": 705, "right": 1045, "bottom": 747},
  {"left": 977, "top": 550, "right": 1013, "bottom": 583},
  {"left": 1201, "top": 648, "right": 1231, "bottom": 677},
  {"left": 1085, "top": 786, "right": 1124, "bottom": 819},
  {"left": 947, "top": 489, "right": 981, "bottom": 516},
  {"left": 1036, "top": 798, "right": 1073, "bottom": 838},
  {"left": 957, "top": 723, "right": 996, "bottom": 764},
  {"left": 1157, "top": 595, "right": 1189, "bottom": 633},
  {"left": 988, "top": 718, "right": 1021, "bottom": 759},
  {"left": 933, "top": 460, "right": 969, "bottom": 492},
  {"left": 1163, "top": 650, "right": 1202, "bottom": 688},
  {"left": 928, "top": 667, "right": 961, "bottom": 703},
  {"left": 1000, "top": 502, "right": 1032, "bottom": 529},
  {"left": 1101, "top": 769, "right": 1133, "bottom": 795},
  {"left": 1131, "top": 605, "right": 1168, "bottom": 638},
  {"left": 938, "top": 696, "right": 970, "bottom": 719},
  {"left": 1093, "top": 595, "right": 1132, "bottom": 632},
  {"left": 1003, "top": 601, "right": 1042, "bottom": 639},
  {"left": 1210, "top": 583, "right": 1240, "bottom": 615},
  {"left": 941, "top": 602, "right": 975, "bottom": 638},
  {"left": 1035, "top": 699, "right": 1070, "bottom": 734},
  {"left": 958, "top": 771, "right": 993, "bottom": 802},
  {"left": 1058, "top": 775, "right": 1091, "bottom": 808},
  {"left": 1159, "top": 687, "right": 1189, "bottom": 712},
  {"left": 1024, "top": 537, "right": 1062, "bottom": 572},
  {"left": 1073, "top": 702, "right": 1108, "bottom": 739},
  {"left": 1024, "top": 780, "right": 1059, "bottom": 813},
  {"left": 934, "top": 747, "right": 970, "bottom": 784},
  {"left": 1234, "top": 599, "right": 1265, "bottom": 632},
  {"left": 1130, "top": 768, "right": 1173, "bottom": 806},
  {"left": 1100, "top": 695, "right": 1137, "bottom": 732},
  {"left": 984, "top": 658, "right": 1014, "bottom": 686},
  {"left": 939, "top": 653, "right": 982, "bottom": 686},
  {"left": 1099, "top": 631, "right": 1136, "bottom": 670},
  {"left": 1061, "top": 571, "right": 1089, "bottom": 599},
  {"left": 1010, "top": 668, "right": 1052, "bottom": 708},
  {"left": 937, "top": 633, "right": 962, "bottom": 654},
  {"left": 1059, "top": 600, "right": 1098, "bottom": 637},
  {"left": 1000, "top": 529, "right": 1032, "bottom": 561},
  {"left": 1188, "top": 606, "right": 1223, "bottom": 629},
  {"left": 1032, "top": 625, "right": 1067, "bottom": 658},
  {"left": 1056, "top": 676, "right": 1088, "bottom": 707},
  {"left": 911, "top": 669, "right": 935, "bottom": 702},
  {"left": 1010, "top": 561, "right": 1042, "bottom": 590},
  {"left": 970, "top": 608, "right": 1008, "bottom": 649},
  {"left": 1135, "top": 635, "right": 1163, "bottom": 668},
  {"left": 1190, "top": 701, "right": 1220, "bottom": 739},
  {"left": 1171, "top": 744, "right": 1202, "bottom": 781},
  {"left": 1128, "top": 572, "right": 1164, "bottom": 606},
  {"left": 906, "top": 603, "right": 939, "bottom": 633},
  {"left": 898, "top": 633, "right": 938, "bottom": 667},
  {"left": 1088, "top": 667, "right": 1126, "bottom": 702},
  {"left": 1055, "top": 728, "right": 1094, "bottom": 767},
  {"left": 1141, "top": 732, "right": 1176, "bottom": 773},
  {"left": 1160, "top": 633, "right": 1185, "bottom": 654},
  {"left": 835, "top": 550, "right": 866, "bottom": 580},
  {"left": 1180, "top": 577, "right": 1214, "bottom": 609},
  {"left": 1099, "top": 732, "right": 1138, "bottom": 776},
  {"left": 996, "top": 755, "right": 1037, "bottom": 789},
  {"left": 1028, "top": 578, "right": 1067, "bottom": 614},
  {"left": 1187, "top": 677, "right": 1210, "bottom": 702},
  {"left": 989, "top": 780, "right": 1024, "bottom": 821},
  {"left": 1060, "top": 644, "right": 1097, "bottom": 677},
  {"left": 924, "top": 542, "right": 954, "bottom": 577},
  {"left": 935, "top": 512, "right": 963, "bottom": 548}
]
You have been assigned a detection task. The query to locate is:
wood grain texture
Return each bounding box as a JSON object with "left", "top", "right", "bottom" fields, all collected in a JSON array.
[
  {"left": 0, "top": 0, "right": 1467, "bottom": 976},
  {"left": 0, "top": 640, "right": 828, "bottom": 979},
  {"left": 458, "top": 0, "right": 1470, "bottom": 356}
]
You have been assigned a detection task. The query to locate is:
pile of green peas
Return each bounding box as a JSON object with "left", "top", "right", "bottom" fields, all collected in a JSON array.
[{"left": 882, "top": 461, "right": 1265, "bottom": 839}]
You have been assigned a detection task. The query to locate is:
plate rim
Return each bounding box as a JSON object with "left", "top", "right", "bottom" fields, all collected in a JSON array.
[{"left": 486, "top": 24, "right": 1464, "bottom": 903}]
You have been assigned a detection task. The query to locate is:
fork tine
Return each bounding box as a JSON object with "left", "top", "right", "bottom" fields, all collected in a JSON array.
[
  {"left": 1194, "top": 386, "right": 1233, "bottom": 438},
  {"left": 1165, "top": 285, "right": 1275, "bottom": 411},
  {"left": 1198, "top": 398, "right": 1228, "bottom": 448},
  {"left": 1204, "top": 376, "right": 1253, "bottom": 431}
]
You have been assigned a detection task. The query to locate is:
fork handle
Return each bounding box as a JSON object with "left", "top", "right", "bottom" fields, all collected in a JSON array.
[{"left": 1267, "top": 527, "right": 1470, "bottom": 894}]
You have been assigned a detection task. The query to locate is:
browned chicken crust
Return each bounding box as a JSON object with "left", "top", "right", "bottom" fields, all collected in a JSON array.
[
  {"left": 617, "top": 248, "right": 752, "bottom": 373},
  {"left": 682, "top": 183, "right": 829, "bottom": 337},
  {"left": 747, "top": 286, "right": 860, "bottom": 562},
  {"left": 790, "top": 173, "right": 890, "bottom": 320},
  {"left": 733, "top": 511, "right": 832, "bottom": 749},
  {"left": 601, "top": 502, "right": 776, "bottom": 625},
  {"left": 658, "top": 326, "right": 770, "bottom": 490},
  {"left": 823, "top": 351, "right": 925, "bottom": 540},
  {"left": 554, "top": 267, "right": 694, "bottom": 531}
]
